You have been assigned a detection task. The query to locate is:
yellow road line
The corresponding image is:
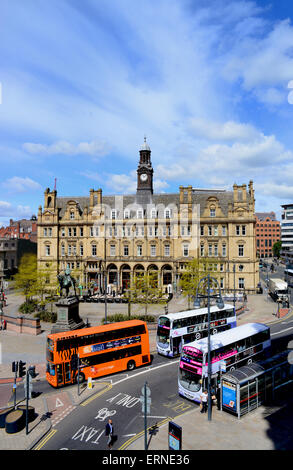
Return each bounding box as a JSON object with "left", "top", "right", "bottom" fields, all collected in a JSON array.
[
  {"left": 34, "top": 429, "right": 57, "bottom": 450},
  {"left": 81, "top": 382, "right": 112, "bottom": 406},
  {"left": 119, "top": 417, "right": 170, "bottom": 450}
]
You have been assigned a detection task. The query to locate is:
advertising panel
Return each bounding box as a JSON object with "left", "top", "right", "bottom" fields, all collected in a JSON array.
[{"left": 222, "top": 380, "right": 237, "bottom": 412}]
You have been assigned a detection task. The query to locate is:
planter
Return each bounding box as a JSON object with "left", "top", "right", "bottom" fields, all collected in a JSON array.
[
  {"left": 0, "top": 407, "right": 14, "bottom": 428},
  {"left": 17, "top": 405, "right": 36, "bottom": 422},
  {"left": 5, "top": 409, "right": 25, "bottom": 434}
]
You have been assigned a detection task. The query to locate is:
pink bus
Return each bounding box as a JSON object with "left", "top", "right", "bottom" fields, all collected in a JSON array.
[{"left": 178, "top": 323, "right": 271, "bottom": 403}]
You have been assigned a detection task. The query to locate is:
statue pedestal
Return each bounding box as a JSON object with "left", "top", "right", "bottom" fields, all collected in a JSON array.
[{"left": 51, "top": 297, "right": 85, "bottom": 334}]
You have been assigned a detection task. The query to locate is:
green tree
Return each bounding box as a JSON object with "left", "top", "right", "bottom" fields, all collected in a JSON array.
[
  {"left": 273, "top": 240, "right": 282, "bottom": 259},
  {"left": 35, "top": 262, "right": 59, "bottom": 308},
  {"left": 179, "top": 257, "right": 221, "bottom": 309},
  {"left": 14, "top": 253, "right": 38, "bottom": 303},
  {"left": 126, "top": 271, "right": 167, "bottom": 320}
]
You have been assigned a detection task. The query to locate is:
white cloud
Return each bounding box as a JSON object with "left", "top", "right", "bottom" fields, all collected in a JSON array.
[
  {"left": 187, "top": 118, "right": 260, "bottom": 141},
  {"left": 255, "top": 182, "right": 293, "bottom": 200},
  {"left": 2, "top": 177, "right": 41, "bottom": 193},
  {"left": 157, "top": 130, "right": 293, "bottom": 182},
  {"left": 221, "top": 18, "right": 293, "bottom": 104},
  {"left": 105, "top": 173, "right": 137, "bottom": 194},
  {"left": 0, "top": 200, "right": 33, "bottom": 221},
  {"left": 22, "top": 140, "right": 111, "bottom": 158},
  {"left": 153, "top": 179, "right": 169, "bottom": 192}
]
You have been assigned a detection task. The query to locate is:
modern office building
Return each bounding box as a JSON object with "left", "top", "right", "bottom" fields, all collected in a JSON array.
[{"left": 281, "top": 204, "right": 293, "bottom": 264}]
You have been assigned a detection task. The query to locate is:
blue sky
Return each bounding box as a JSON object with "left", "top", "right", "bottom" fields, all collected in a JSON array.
[{"left": 1, "top": 0, "right": 293, "bottom": 224}]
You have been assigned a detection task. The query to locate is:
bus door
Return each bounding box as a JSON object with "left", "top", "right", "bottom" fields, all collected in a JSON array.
[
  {"left": 172, "top": 337, "right": 182, "bottom": 356},
  {"left": 56, "top": 363, "right": 72, "bottom": 386}
]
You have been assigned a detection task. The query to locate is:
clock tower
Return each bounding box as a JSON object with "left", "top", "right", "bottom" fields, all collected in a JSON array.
[{"left": 137, "top": 136, "right": 154, "bottom": 195}]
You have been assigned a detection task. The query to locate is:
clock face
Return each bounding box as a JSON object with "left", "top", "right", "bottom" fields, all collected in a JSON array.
[{"left": 140, "top": 173, "right": 148, "bottom": 182}]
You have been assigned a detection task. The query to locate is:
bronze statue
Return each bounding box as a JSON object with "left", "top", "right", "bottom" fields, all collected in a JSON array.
[{"left": 57, "top": 267, "right": 77, "bottom": 297}]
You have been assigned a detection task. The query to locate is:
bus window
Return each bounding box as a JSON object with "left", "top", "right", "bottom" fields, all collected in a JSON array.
[
  {"left": 47, "top": 362, "right": 55, "bottom": 376},
  {"left": 56, "top": 364, "right": 63, "bottom": 384},
  {"left": 47, "top": 338, "right": 54, "bottom": 352},
  {"left": 65, "top": 362, "right": 71, "bottom": 382},
  {"left": 158, "top": 316, "right": 170, "bottom": 328},
  {"left": 179, "top": 368, "right": 202, "bottom": 392}
]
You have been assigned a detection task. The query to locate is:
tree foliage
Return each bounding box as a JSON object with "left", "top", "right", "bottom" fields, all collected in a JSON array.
[
  {"left": 179, "top": 257, "right": 221, "bottom": 309},
  {"left": 14, "top": 253, "right": 38, "bottom": 302},
  {"left": 36, "top": 262, "right": 59, "bottom": 306},
  {"left": 125, "top": 271, "right": 168, "bottom": 319},
  {"left": 14, "top": 254, "right": 58, "bottom": 309},
  {"left": 273, "top": 240, "right": 282, "bottom": 259}
]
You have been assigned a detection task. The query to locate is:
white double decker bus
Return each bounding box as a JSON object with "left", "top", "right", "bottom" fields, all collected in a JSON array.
[
  {"left": 178, "top": 322, "right": 271, "bottom": 403},
  {"left": 156, "top": 304, "right": 236, "bottom": 357}
]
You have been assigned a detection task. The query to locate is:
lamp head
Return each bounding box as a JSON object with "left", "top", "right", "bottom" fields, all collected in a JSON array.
[
  {"left": 216, "top": 298, "right": 224, "bottom": 310},
  {"left": 194, "top": 298, "right": 201, "bottom": 308}
]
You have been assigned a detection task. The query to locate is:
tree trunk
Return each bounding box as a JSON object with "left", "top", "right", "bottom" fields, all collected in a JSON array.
[{"left": 128, "top": 300, "right": 131, "bottom": 319}]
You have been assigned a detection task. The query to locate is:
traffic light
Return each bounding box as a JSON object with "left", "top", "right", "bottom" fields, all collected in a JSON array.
[
  {"left": 28, "top": 365, "right": 36, "bottom": 378},
  {"left": 19, "top": 360, "right": 26, "bottom": 378},
  {"left": 12, "top": 361, "right": 18, "bottom": 373},
  {"left": 71, "top": 354, "right": 78, "bottom": 371},
  {"left": 149, "top": 424, "right": 159, "bottom": 436}
]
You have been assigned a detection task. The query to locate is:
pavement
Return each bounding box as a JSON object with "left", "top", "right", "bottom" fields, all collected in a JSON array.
[{"left": 0, "top": 290, "right": 293, "bottom": 450}]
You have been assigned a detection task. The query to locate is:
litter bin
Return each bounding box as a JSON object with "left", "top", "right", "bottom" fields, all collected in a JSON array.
[{"left": 256, "top": 283, "right": 263, "bottom": 294}]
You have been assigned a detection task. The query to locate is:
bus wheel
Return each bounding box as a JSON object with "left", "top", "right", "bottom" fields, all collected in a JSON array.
[
  {"left": 229, "top": 366, "right": 235, "bottom": 371},
  {"left": 76, "top": 372, "right": 85, "bottom": 384},
  {"left": 195, "top": 333, "right": 201, "bottom": 340},
  {"left": 212, "top": 329, "right": 217, "bottom": 335},
  {"left": 247, "top": 359, "right": 253, "bottom": 365},
  {"left": 127, "top": 360, "right": 136, "bottom": 371}
]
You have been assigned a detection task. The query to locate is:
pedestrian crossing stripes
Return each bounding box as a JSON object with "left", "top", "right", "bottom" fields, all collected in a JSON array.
[{"left": 51, "top": 405, "right": 76, "bottom": 427}]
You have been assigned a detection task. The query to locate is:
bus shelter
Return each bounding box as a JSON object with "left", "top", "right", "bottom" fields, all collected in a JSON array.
[{"left": 221, "top": 351, "right": 293, "bottom": 419}]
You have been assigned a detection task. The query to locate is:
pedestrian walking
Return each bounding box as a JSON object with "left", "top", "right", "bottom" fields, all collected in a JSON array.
[
  {"left": 200, "top": 390, "right": 208, "bottom": 414},
  {"left": 105, "top": 418, "right": 114, "bottom": 449},
  {"left": 216, "top": 385, "right": 221, "bottom": 410}
]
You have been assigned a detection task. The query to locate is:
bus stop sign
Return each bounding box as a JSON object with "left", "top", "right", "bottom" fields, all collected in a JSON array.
[{"left": 168, "top": 421, "right": 182, "bottom": 450}]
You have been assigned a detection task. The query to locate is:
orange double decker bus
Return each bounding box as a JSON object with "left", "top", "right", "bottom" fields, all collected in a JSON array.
[{"left": 46, "top": 320, "right": 151, "bottom": 388}]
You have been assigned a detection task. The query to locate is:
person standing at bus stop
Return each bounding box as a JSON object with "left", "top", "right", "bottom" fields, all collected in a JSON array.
[{"left": 200, "top": 390, "right": 208, "bottom": 413}]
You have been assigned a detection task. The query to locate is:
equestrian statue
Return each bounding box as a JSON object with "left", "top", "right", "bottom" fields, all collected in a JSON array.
[{"left": 57, "top": 267, "right": 77, "bottom": 297}]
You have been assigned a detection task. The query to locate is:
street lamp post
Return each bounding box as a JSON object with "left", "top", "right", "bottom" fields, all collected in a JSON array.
[
  {"left": 194, "top": 274, "right": 224, "bottom": 422},
  {"left": 233, "top": 264, "right": 236, "bottom": 311},
  {"left": 104, "top": 229, "right": 107, "bottom": 324}
]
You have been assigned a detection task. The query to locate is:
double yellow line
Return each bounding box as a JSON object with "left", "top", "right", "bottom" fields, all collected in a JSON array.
[
  {"left": 34, "top": 429, "right": 57, "bottom": 450},
  {"left": 81, "top": 382, "right": 112, "bottom": 406}
]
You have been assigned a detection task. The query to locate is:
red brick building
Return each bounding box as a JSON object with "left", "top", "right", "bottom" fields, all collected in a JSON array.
[
  {"left": 0, "top": 217, "right": 37, "bottom": 243},
  {"left": 255, "top": 212, "right": 281, "bottom": 259}
]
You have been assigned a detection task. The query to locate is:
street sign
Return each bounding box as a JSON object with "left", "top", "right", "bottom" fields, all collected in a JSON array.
[
  {"left": 141, "top": 385, "right": 151, "bottom": 396},
  {"left": 140, "top": 383, "right": 151, "bottom": 414},
  {"left": 140, "top": 395, "right": 151, "bottom": 414}
]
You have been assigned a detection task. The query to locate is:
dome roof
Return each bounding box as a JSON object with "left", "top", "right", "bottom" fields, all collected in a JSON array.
[{"left": 140, "top": 136, "right": 150, "bottom": 151}]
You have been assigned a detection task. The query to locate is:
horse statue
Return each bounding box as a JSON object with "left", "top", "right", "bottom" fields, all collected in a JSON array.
[{"left": 57, "top": 267, "right": 77, "bottom": 298}]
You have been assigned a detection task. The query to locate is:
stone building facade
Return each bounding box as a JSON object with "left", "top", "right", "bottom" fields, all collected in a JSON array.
[{"left": 37, "top": 139, "right": 259, "bottom": 294}]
